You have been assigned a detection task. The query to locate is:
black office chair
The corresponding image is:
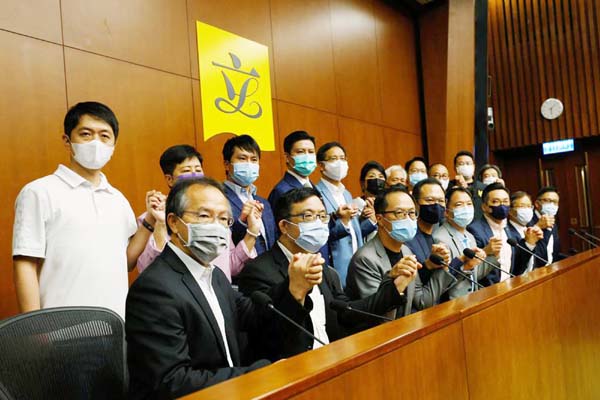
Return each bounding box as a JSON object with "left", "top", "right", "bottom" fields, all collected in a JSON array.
[{"left": 0, "top": 307, "right": 127, "bottom": 400}]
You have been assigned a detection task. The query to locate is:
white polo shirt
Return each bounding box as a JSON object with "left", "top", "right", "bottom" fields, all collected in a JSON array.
[{"left": 12, "top": 164, "right": 137, "bottom": 318}]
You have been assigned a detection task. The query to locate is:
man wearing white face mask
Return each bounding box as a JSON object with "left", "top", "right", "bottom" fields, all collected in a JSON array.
[
  {"left": 405, "top": 156, "right": 429, "bottom": 193},
  {"left": 126, "top": 178, "right": 320, "bottom": 398},
  {"left": 12, "top": 102, "right": 158, "bottom": 318},
  {"left": 530, "top": 186, "right": 566, "bottom": 266},
  {"left": 450, "top": 150, "right": 485, "bottom": 220},
  {"left": 315, "top": 142, "right": 376, "bottom": 286},
  {"left": 237, "top": 187, "right": 409, "bottom": 356},
  {"left": 507, "top": 191, "right": 545, "bottom": 273}
]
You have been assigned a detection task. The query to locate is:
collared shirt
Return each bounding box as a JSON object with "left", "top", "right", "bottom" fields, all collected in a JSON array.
[
  {"left": 484, "top": 215, "right": 512, "bottom": 281},
  {"left": 223, "top": 180, "right": 266, "bottom": 239},
  {"left": 168, "top": 243, "right": 234, "bottom": 367},
  {"left": 287, "top": 169, "right": 312, "bottom": 187},
  {"left": 319, "top": 179, "right": 358, "bottom": 252},
  {"left": 277, "top": 241, "right": 329, "bottom": 349},
  {"left": 535, "top": 210, "right": 554, "bottom": 264},
  {"left": 12, "top": 164, "right": 137, "bottom": 318}
]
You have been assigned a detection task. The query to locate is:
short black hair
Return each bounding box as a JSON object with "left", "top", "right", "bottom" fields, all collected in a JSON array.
[
  {"left": 482, "top": 182, "right": 509, "bottom": 204},
  {"left": 478, "top": 164, "right": 502, "bottom": 180},
  {"left": 316, "top": 141, "right": 346, "bottom": 162},
  {"left": 510, "top": 191, "right": 531, "bottom": 206},
  {"left": 283, "top": 130, "right": 315, "bottom": 154},
  {"left": 222, "top": 134, "right": 261, "bottom": 162},
  {"left": 159, "top": 145, "right": 203, "bottom": 175},
  {"left": 536, "top": 186, "right": 559, "bottom": 199},
  {"left": 64, "top": 101, "right": 119, "bottom": 139},
  {"left": 165, "top": 177, "right": 225, "bottom": 235},
  {"left": 453, "top": 150, "right": 474, "bottom": 166},
  {"left": 445, "top": 186, "right": 473, "bottom": 204},
  {"left": 374, "top": 186, "right": 415, "bottom": 214},
  {"left": 360, "top": 161, "right": 386, "bottom": 182},
  {"left": 274, "top": 187, "right": 322, "bottom": 224},
  {"left": 404, "top": 156, "right": 428, "bottom": 173},
  {"left": 412, "top": 178, "right": 444, "bottom": 201}
]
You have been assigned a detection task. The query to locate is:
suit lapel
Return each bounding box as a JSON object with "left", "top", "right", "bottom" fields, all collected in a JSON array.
[
  {"left": 212, "top": 275, "right": 241, "bottom": 366},
  {"left": 316, "top": 181, "right": 337, "bottom": 213},
  {"left": 271, "top": 244, "right": 291, "bottom": 279},
  {"left": 284, "top": 172, "right": 303, "bottom": 189},
  {"left": 224, "top": 185, "right": 244, "bottom": 215}
]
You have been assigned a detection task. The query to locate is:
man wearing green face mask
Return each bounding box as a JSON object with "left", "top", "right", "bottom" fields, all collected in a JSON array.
[{"left": 268, "top": 130, "right": 319, "bottom": 211}]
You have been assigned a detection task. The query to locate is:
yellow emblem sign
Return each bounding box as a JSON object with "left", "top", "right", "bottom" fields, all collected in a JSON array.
[{"left": 196, "top": 21, "right": 275, "bottom": 151}]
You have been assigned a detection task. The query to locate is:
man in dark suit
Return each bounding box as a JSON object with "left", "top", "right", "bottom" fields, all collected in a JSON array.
[
  {"left": 125, "top": 178, "right": 321, "bottom": 399},
  {"left": 529, "top": 186, "right": 566, "bottom": 266},
  {"left": 222, "top": 135, "right": 276, "bottom": 256},
  {"left": 507, "top": 190, "right": 545, "bottom": 272},
  {"left": 467, "top": 183, "right": 536, "bottom": 285},
  {"left": 237, "top": 187, "right": 414, "bottom": 356}
]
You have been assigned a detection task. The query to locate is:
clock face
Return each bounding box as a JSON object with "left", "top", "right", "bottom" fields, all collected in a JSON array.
[{"left": 541, "top": 98, "right": 564, "bottom": 120}]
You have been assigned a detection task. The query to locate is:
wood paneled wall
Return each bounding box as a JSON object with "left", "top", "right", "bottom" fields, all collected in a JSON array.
[
  {"left": 0, "top": 0, "right": 422, "bottom": 318},
  {"left": 488, "top": 0, "right": 600, "bottom": 150}
]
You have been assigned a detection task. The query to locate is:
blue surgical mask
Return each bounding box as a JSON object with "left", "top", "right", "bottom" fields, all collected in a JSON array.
[
  {"left": 409, "top": 172, "right": 428, "bottom": 187},
  {"left": 514, "top": 207, "right": 533, "bottom": 226},
  {"left": 451, "top": 206, "right": 475, "bottom": 228},
  {"left": 383, "top": 217, "right": 418, "bottom": 243},
  {"left": 232, "top": 162, "right": 259, "bottom": 187},
  {"left": 292, "top": 154, "right": 317, "bottom": 177},
  {"left": 541, "top": 203, "right": 558, "bottom": 216},
  {"left": 286, "top": 220, "right": 329, "bottom": 253}
]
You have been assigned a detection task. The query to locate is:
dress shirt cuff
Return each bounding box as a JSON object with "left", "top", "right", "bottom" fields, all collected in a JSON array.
[
  {"left": 526, "top": 242, "right": 536, "bottom": 251},
  {"left": 240, "top": 238, "right": 257, "bottom": 258}
]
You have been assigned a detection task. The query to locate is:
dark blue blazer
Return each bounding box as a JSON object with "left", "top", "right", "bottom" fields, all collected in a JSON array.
[
  {"left": 224, "top": 184, "right": 276, "bottom": 256},
  {"left": 467, "top": 217, "right": 532, "bottom": 285},
  {"left": 405, "top": 228, "right": 435, "bottom": 285},
  {"left": 529, "top": 213, "right": 565, "bottom": 267}
]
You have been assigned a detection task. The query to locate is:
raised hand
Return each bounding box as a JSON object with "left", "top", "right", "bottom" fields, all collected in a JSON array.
[
  {"left": 288, "top": 253, "right": 324, "bottom": 303},
  {"left": 389, "top": 255, "right": 420, "bottom": 294}
]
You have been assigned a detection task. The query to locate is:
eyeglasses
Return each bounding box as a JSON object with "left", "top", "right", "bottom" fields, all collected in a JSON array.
[
  {"left": 421, "top": 197, "right": 446, "bottom": 206},
  {"left": 381, "top": 209, "right": 418, "bottom": 220},
  {"left": 287, "top": 212, "right": 331, "bottom": 223},
  {"left": 181, "top": 210, "right": 234, "bottom": 227}
]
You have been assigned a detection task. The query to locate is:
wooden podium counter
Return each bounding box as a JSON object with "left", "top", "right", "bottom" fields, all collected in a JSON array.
[{"left": 183, "top": 249, "right": 600, "bottom": 400}]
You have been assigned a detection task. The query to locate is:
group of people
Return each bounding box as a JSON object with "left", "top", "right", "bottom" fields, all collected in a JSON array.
[{"left": 11, "top": 102, "right": 564, "bottom": 399}]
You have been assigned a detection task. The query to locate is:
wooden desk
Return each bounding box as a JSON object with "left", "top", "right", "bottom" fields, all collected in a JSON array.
[{"left": 183, "top": 249, "right": 600, "bottom": 400}]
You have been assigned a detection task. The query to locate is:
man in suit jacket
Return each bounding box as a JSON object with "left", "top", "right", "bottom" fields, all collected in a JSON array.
[
  {"left": 529, "top": 186, "right": 566, "bottom": 266},
  {"left": 237, "top": 187, "right": 414, "bottom": 356},
  {"left": 126, "top": 178, "right": 321, "bottom": 399},
  {"left": 507, "top": 191, "right": 546, "bottom": 272},
  {"left": 222, "top": 135, "right": 276, "bottom": 256},
  {"left": 347, "top": 186, "right": 454, "bottom": 315},
  {"left": 467, "top": 183, "right": 533, "bottom": 285},
  {"left": 315, "top": 142, "right": 377, "bottom": 285},
  {"left": 432, "top": 187, "right": 495, "bottom": 300}
]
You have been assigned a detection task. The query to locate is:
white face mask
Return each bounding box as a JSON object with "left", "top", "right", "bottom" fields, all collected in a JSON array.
[
  {"left": 514, "top": 207, "right": 534, "bottom": 226},
  {"left": 322, "top": 160, "right": 349, "bottom": 181},
  {"left": 482, "top": 177, "right": 497, "bottom": 186},
  {"left": 456, "top": 164, "right": 475, "bottom": 179},
  {"left": 71, "top": 139, "right": 114, "bottom": 170},
  {"left": 440, "top": 178, "right": 450, "bottom": 190}
]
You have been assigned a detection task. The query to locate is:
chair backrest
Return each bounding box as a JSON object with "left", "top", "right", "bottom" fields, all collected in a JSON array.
[{"left": 0, "top": 307, "right": 127, "bottom": 400}]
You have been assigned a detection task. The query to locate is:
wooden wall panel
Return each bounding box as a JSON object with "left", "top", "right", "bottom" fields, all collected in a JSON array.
[
  {"left": 488, "top": 0, "right": 600, "bottom": 151},
  {"left": 0, "top": 32, "right": 67, "bottom": 317},
  {"left": 373, "top": 2, "right": 420, "bottom": 134},
  {"left": 270, "top": 0, "right": 337, "bottom": 113},
  {"left": 383, "top": 129, "right": 422, "bottom": 168},
  {"left": 62, "top": 0, "right": 190, "bottom": 76},
  {"left": 0, "top": 0, "right": 62, "bottom": 44},
  {"left": 331, "top": 0, "right": 382, "bottom": 125},
  {"left": 64, "top": 48, "right": 196, "bottom": 211}
]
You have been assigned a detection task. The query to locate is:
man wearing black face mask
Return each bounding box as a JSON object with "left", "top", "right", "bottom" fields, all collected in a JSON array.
[
  {"left": 405, "top": 179, "right": 452, "bottom": 288},
  {"left": 467, "top": 182, "right": 533, "bottom": 285}
]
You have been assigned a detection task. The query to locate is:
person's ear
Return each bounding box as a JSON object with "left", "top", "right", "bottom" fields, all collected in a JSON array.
[
  {"left": 62, "top": 135, "right": 72, "bottom": 153},
  {"left": 165, "top": 174, "right": 175, "bottom": 188},
  {"left": 278, "top": 219, "right": 288, "bottom": 235}
]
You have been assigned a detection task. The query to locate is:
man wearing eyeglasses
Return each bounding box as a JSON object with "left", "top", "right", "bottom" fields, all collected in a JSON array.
[
  {"left": 467, "top": 183, "right": 534, "bottom": 285},
  {"left": 126, "top": 178, "right": 320, "bottom": 398},
  {"left": 529, "top": 186, "right": 566, "bottom": 266},
  {"left": 237, "top": 187, "right": 410, "bottom": 358}
]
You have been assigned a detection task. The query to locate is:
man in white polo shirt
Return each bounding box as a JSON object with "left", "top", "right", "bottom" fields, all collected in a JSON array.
[{"left": 12, "top": 101, "right": 159, "bottom": 318}]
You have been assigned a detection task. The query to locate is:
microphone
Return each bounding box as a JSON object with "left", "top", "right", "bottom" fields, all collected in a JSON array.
[
  {"left": 250, "top": 291, "right": 326, "bottom": 346},
  {"left": 506, "top": 238, "right": 549, "bottom": 266},
  {"left": 463, "top": 248, "right": 516, "bottom": 278},
  {"left": 580, "top": 230, "right": 600, "bottom": 243},
  {"left": 429, "top": 254, "right": 484, "bottom": 289},
  {"left": 568, "top": 228, "right": 598, "bottom": 248},
  {"left": 329, "top": 299, "right": 393, "bottom": 322}
]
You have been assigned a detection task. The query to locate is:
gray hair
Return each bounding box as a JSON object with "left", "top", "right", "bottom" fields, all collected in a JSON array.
[{"left": 385, "top": 165, "right": 407, "bottom": 178}]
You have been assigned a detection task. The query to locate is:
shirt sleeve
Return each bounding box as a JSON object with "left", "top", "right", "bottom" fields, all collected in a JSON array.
[
  {"left": 229, "top": 237, "right": 257, "bottom": 278},
  {"left": 12, "top": 185, "right": 48, "bottom": 258}
]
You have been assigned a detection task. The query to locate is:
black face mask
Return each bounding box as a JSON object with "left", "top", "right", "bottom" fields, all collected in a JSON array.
[
  {"left": 365, "top": 178, "right": 385, "bottom": 195},
  {"left": 419, "top": 203, "right": 445, "bottom": 224},
  {"left": 490, "top": 204, "right": 510, "bottom": 220}
]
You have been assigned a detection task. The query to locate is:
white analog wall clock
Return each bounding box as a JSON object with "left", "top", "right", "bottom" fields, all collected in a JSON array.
[{"left": 541, "top": 98, "right": 564, "bottom": 120}]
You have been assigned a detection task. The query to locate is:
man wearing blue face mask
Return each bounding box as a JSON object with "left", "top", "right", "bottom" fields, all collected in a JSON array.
[
  {"left": 467, "top": 183, "right": 534, "bottom": 285},
  {"left": 529, "top": 186, "right": 566, "bottom": 266},
  {"left": 507, "top": 191, "right": 545, "bottom": 273},
  {"left": 268, "top": 130, "right": 319, "bottom": 211},
  {"left": 348, "top": 186, "right": 447, "bottom": 317},
  {"left": 222, "top": 135, "right": 276, "bottom": 256},
  {"left": 237, "top": 188, "right": 411, "bottom": 357},
  {"left": 405, "top": 156, "right": 428, "bottom": 193}
]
